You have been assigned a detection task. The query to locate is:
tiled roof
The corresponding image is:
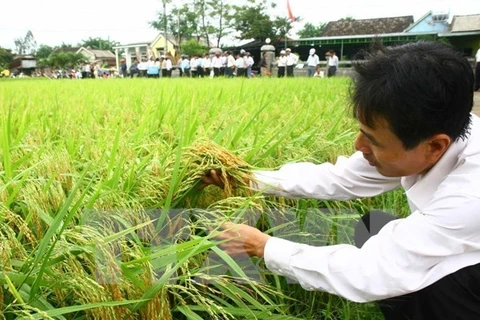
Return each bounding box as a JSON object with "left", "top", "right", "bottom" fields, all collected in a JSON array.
[
  {"left": 86, "top": 49, "right": 116, "bottom": 59},
  {"left": 322, "top": 16, "right": 414, "bottom": 36},
  {"left": 451, "top": 14, "right": 480, "bottom": 32}
]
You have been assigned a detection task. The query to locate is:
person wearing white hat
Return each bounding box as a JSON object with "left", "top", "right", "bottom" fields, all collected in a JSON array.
[
  {"left": 277, "top": 50, "right": 287, "bottom": 78},
  {"left": 307, "top": 48, "right": 320, "bottom": 77},
  {"left": 285, "top": 48, "right": 298, "bottom": 77}
]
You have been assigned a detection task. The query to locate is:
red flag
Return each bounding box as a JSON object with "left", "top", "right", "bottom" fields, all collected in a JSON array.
[{"left": 287, "top": 0, "right": 295, "bottom": 22}]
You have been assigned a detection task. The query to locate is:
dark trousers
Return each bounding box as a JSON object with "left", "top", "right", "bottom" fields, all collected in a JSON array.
[
  {"left": 278, "top": 66, "right": 285, "bottom": 78},
  {"left": 355, "top": 211, "right": 480, "bottom": 320},
  {"left": 236, "top": 68, "right": 245, "bottom": 77},
  {"left": 475, "top": 63, "right": 480, "bottom": 91},
  {"left": 327, "top": 66, "right": 337, "bottom": 77},
  {"left": 286, "top": 65, "right": 294, "bottom": 77},
  {"left": 197, "top": 67, "right": 204, "bottom": 78},
  {"left": 213, "top": 68, "right": 221, "bottom": 77}
]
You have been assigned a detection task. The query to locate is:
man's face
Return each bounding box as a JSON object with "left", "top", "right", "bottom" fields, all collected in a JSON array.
[{"left": 354, "top": 117, "right": 442, "bottom": 177}]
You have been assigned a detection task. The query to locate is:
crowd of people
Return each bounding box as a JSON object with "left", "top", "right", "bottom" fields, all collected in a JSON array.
[
  {"left": 121, "top": 48, "right": 340, "bottom": 79},
  {"left": 1, "top": 47, "right": 342, "bottom": 80}
]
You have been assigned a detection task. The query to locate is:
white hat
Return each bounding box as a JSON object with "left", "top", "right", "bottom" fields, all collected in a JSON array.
[
  {"left": 286, "top": 48, "right": 291, "bottom": 51},
  {"left": 280, "top": 50, "right": 286, "bottom": 54},
  {"left": 309, "top": 48, "right": 316, "bottom": 55}
]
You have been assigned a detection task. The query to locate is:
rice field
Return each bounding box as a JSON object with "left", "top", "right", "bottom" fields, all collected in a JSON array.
[{"left": 0, "top": 77, "right": 409, "bottom": 319}]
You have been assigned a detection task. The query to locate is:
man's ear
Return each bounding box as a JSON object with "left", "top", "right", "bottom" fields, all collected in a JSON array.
[{"left": 426, "top": 134, "right": 452, "bottom": 163}]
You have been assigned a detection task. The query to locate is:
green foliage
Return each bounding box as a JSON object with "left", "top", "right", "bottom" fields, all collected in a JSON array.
[
  {"left": 0, "top": 78, "right": 401, "bottom": 319},
  {"left": 150, "top": 0, "right": 232, "bottom": 48},
  {"left": 46, "top": 52, "right": 86, "bottom": 69},
  {"left": 231, "top": 1, "right": 275, "bottom": 41},
  {"left": 298, "top": 22, "right": 327, "bottom": 38},
  {"left": 13, "top": 30, "right": 37, "bottom": 55},
  {"left": 181, "top": 39, "right": 208, "bottom": 56},
  {"left": 0, "top": 47, "right": 13, "bottom": 69},
  {"left": 35, "top": 44, "right": 55, "bottom": 60},
  {"left": 78, "top": 37, "right": 118, "bottom": 51}
]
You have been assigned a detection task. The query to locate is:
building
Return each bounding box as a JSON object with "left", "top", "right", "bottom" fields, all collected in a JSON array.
[
  {"left": 444, "top": 14, "right": 480, "bottom": 57},
  {"left": 291, "top": 12, "right": 480, "bottom": 63},
  {"left": 9, "top": 54, "right": 37, "bottom": 75},
  {"left": 113, "top": 33, "right": 214, "bottom": 71},
  {"left": 76, "top": 47, "right": 117, "bottom": 67}
]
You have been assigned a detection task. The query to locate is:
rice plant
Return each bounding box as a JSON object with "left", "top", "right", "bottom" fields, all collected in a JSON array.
[{"left": 0, "top": 77, "right": 408, "bottom": 319}]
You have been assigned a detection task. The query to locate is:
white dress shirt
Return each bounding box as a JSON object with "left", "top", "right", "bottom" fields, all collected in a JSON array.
[
  {"left": 277, "top": 56, "right": 287, "bottom": 67},
  {"left": 476, "top": 48, "right": 480, "bottom": 63},
  {"left": 328, "top": 55, "right": 339, "bottom": 67},
  {"left": 254, "top": 114, "right": 480, "bottom": 303},
  {"left": 286, "top": 53, "right": 299, "bottom": 66},
  {"left": 307, "top": 54, "right": 320, "bottom": 67}
]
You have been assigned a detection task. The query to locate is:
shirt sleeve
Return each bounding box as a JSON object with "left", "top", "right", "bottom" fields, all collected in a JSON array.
[
  {"left": 264, "top": 193, "right": 480, "bottom": 302},
  {"left": 252, "top": 151, "right": 401, "bottom": 200}
]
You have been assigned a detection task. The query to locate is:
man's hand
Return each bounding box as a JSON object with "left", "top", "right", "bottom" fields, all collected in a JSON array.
[
  {"left": 201, "top": 169, "right": 226, "bottom": 189},
  {"left": 201, "top": 169, "right": 251, "bottom": 190},
  {"left": 213, "top": 222, "right": 271, "bottom": 258}
]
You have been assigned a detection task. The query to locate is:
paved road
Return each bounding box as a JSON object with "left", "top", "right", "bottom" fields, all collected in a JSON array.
[{"left": 474, "top": 92, "right": 480, "bottom": 117}]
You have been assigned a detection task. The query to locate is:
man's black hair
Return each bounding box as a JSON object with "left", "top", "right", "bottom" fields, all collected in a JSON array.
[{"left": 351, "top": 41, "right": 474, "bottom": 149}]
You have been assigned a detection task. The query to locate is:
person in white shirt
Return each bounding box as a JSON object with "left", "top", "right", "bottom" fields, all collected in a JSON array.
[
  {"left": 235, "top": 53, "right": 246, "bottom": 77},
  {"left": 475, "top": 48, "right": 480, "bottom": 91},
  {"left": 203, "top": 42, "right": 480, "bottom": 319},
  {"left": 245, "top": 52, "right": 254, "bottom": 78},
  {"left": 277, "top": 50, "right": 287, "bottom": 78},
  {"left": 190, "top": 56, "right": 198, "bottom": 78},
  {"left": 285, "top": 48, "right": 298, "bottom": 77},
  {"left": 327, "top": 49, "right": 339, "bottom": 77},
  {"left": 212, "top": 52, "right": 223, "bottom": 77},
  {"left": 306, "top": 48, "right": 320, "bottom": 77},
  {"left": 225, "top": 51, "right": 236, "bottom": 78},
  {"left": 203, "top": 54, "right": 212, "bottom": 78}
]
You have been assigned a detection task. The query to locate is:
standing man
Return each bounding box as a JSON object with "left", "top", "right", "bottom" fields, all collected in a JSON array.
[
  {"left": 306, "top": 48, "right": 320, "bottom": 77},
  {"left": 203, "top": 42, "right": 480, "bottom": 320},
  {"left": 212, "top": 52, "right": 223, "bottom": 77},
  {"left": 327, "top": 49, "right": 339, "bottom": 77},
  {"left": 225, "top": 51, "right": 236, "bottom": 78},
  {"left": 285, "top": 48, "right": 298, "bottom": 77},
  {"left": 277, "top": 50, "right": 287, "bottom": 78},
  {"left": 245, "top": 52, "right": 254, "bottom": 78},
  {"left": 475, "top": 47, "right": 480, "bottom": 91}
]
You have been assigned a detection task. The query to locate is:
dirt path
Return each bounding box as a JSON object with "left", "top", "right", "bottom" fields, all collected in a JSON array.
[{"left": 474, "top": 92, "right": 480, "bottom": 117}]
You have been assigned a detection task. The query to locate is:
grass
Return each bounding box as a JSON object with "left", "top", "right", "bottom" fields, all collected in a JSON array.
[{"left": 0, "top": 77, "right": 408, "bottom": 319}]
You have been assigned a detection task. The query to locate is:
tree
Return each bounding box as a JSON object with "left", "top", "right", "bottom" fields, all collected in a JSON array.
[
  {"left": 298, "top": 22, "right": 327, "bottom": 38},
  {"left": 36, "top": 44, "right": 55, "bottom": 59},
  {"left": 339, "top": 16, "right": 354, "bottom": 22},
  {"left": 14, "top": 30, "right": 37, "bottom": 55},
  {"left": 181, "top": 39, "right": 208, "bottom": 56},
  {"left": 47, "top": 52, "right": 85, "bottom": 69},
  {"left": 0, "top": 47, "right": 14, "bottom": 69},
  {"left": 230, "top": 1, "right": 276, "bottom": 42},
  {"left": 273, "top": 17, "right": 297, "bottom": 39},
  {"left": 229, "top": 0, "right": 297, "bottom": 42},
  {"left": 207, "top": 0, "right": 233, "bottom": 47},
  {"left": 78, "top": 37, "right": 118, "bottom": 51},
  {"left": 150, "top": 0, "right": 233, "bottom": 49}
]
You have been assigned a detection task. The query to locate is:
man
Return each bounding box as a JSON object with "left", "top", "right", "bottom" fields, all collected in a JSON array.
[
  {"left": 327, "top": 49, "right": 339, "bottom": 77},
  {"left": 212, "top": 52, "right": 223, "bottom": 77},
  {"left": 203, "top": 42, "right": 480, "bottom": 319},
  {"left": 285, "top": 48, "right": 298, "bottom": 77},
  {"left": 245, "top": 52, "right": 254, "bottom": 78},
  {"left": 225, "top": 51, "right": 236, "bottom": 78},
  {"left": 306, "top": 48, "right": 320, "bottom": 77},
  {"left": 475, "top": 47, "right": 480, "bottom": 91},
  {"left": 277, "top": 50, "right": 287, "bottom": 78}
]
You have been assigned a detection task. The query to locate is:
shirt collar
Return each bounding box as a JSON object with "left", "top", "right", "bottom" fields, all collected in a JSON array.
[{"left": 402, "top": 116, "right": 475, "bottom": 211}]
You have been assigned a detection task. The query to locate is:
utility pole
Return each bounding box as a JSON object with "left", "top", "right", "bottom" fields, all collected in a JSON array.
[{"left": 163, "top": 0, "right": 168, "bottom": 55}]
